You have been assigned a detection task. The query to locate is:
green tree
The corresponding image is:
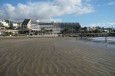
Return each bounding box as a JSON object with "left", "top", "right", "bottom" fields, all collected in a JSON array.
[
  {"left": 41, "top": 27, "right": 47, "bottom": 34},
  {"left": 83, "top": 27, "right": 87, "bottom": 32},
  {"left": 5, "top": 20, "right": 10, "bottom": 23},
  {"left": 93, "top": 29, "right": 101, "bottom": 33},
  {"left": 8, "top": 22, "right": 14, "bottom": 29},
  {"left": 49, "top": 29, "right": 53, "bottom": 34},
  {"left": 35, "top": 31, "right": 39, "bottom": 35}
]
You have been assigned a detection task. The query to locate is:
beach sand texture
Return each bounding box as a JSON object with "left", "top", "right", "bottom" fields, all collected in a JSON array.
[{"left": 0, "top": 37, "right": 115, "bottom": 76}]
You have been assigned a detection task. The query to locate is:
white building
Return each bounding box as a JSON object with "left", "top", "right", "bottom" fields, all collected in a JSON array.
[
  {"left": 13, "top": 23, "right": 18, "bottom": 27},
  {"left": 21, "top": 19, "right": 81, "bottom": 36},
  {"left": 0, "top": 20, "right": 9, "bottom": 27}
]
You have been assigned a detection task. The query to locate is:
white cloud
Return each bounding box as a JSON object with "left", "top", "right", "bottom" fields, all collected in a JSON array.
[
  {"left": 108, "top": 2, "right": 115, "bottom": 5},
  {"left": 0, "top": 0, "right": 94, "bottom": 21},
  {"left": 86, "top": 22, "right": 115, "bottom": 28}
]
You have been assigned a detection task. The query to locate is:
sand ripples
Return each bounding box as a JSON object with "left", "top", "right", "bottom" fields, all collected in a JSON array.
[{"left": 0, "top": 38, "right": 115, "bottom": 76}]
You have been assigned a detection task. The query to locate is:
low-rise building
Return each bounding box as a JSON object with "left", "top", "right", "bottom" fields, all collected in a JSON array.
[{"left": 0, "top": 20, "right": 9, "bottom": 27}]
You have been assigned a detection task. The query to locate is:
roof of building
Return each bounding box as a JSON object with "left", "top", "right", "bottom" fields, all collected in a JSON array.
[{"left": 22, "top": 19, "right": 31, "bottom": 25}]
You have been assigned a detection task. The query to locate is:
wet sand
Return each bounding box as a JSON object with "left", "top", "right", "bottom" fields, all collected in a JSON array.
[{"left": 0, "top": 37, "right": 115, "bottom": 76}]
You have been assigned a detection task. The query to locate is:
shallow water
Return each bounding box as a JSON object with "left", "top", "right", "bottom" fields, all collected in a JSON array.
[
  {"left": 68, "top": 38, "right": 115, "bottom": 49},
  {"left": 90, "top": 37, "right": 115, "bottom": 43}
]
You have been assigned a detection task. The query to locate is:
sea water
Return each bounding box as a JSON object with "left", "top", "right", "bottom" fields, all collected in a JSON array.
[{"left": 90, "top": 37, "right": 115, "bottom": 44}]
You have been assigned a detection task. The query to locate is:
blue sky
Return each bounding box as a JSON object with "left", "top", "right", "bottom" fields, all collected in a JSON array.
[{"left": 0, "top": 0, "right": 115, "bottom": 27}]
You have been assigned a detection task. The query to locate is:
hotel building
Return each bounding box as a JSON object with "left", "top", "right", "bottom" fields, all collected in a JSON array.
[{"left": 21, "top": 19, "right": 81, "bottom": 36}]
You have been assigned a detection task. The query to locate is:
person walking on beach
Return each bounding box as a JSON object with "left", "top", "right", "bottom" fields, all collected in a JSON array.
[
  {"left": 105, "top": 36, "right": 107, "bottom": 43},
  {"left": 105, "top": 36, "right": 109, "bottom": 47},
  {"left": 80, "top": 34, "right": 82, "bottom": 39}
]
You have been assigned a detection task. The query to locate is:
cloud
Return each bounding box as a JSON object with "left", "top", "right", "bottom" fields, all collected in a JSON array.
[
  {"left": 108, "top": 2, "right": 115, "bottom": 5},
  {"left": 86, "top": 22, "right": 115, "bottom": 28},
  {"left": 0, "top": 0, "right": 94, "bottom": 21}
]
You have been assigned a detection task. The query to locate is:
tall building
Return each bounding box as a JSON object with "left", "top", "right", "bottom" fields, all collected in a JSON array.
[{"left": 21, "top": 19, "right": 81, "bottom": 36}]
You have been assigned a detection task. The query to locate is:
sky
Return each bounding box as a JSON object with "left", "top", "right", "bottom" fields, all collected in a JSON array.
[{"left": 0, "top": 0, "right": 115, "bottom": 27}]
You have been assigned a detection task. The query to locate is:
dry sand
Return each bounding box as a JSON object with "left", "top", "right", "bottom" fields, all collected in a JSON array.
[{"left": 0, "top": 37, "right": 115, "bottom": 76}]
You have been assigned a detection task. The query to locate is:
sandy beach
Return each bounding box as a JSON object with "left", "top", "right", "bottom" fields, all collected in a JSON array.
[{"left": 0, "top": 37, "right": 115, "bottom": 76}]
